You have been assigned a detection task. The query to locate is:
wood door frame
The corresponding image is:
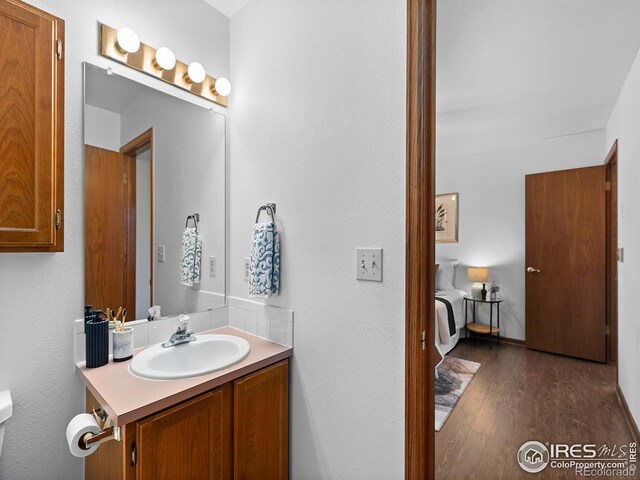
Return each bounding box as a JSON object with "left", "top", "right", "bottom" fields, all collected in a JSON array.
[
  {"left": 120, "top": 128, "right": 155, "bottom": 311},
  {"left": 405, "top": 0, "right": 436, "bottom": 478},
  {"left": 604, "top": 140, "right": 618, "bottom": 366}
]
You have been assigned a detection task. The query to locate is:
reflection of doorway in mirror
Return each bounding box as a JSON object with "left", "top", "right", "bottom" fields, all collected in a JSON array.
[{"left": 84, "top": 129, "right": 154, "bottom": 322}]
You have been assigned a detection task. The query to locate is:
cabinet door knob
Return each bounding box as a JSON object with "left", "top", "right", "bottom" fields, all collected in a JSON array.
[{"left": 526, "top": 267, "right": 541, "bottom": 273}]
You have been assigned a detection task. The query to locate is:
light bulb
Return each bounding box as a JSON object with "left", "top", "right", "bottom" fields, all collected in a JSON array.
[
  {"left": 214, "top": 77, "right": 231, "bottom": 96},
  {"left": 186, "top": 62, "right": 206, "bottom": 84},
  {"left": 154, "top": 47, "right": 176, "bottom": 70},
  {"left": 116, "top": 27, "right": 140, "bottom": 54}
]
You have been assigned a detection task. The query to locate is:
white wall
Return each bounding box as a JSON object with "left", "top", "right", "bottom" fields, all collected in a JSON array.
[
  {"left": 84, "top": 105, "right": 120, "bottom": 151},
  {"left": 606, "top": 46, "right": 640, "bottom": 430},
  {"left": 0, "top": 2, "right": 228, "bottom": 479},
  {"left": 230, "top": 1, "right": 406, "bottom": 478},
  {"left": 120, "top": 89, "right": 226, "bottom": 318},
  {"left": 436, "top": 129, "right": 607, "bottom": 340}
]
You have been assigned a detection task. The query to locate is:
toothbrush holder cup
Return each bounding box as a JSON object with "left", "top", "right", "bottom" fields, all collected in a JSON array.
[{"left": 112, "top": 327, "right": 134, "bottom": 362}]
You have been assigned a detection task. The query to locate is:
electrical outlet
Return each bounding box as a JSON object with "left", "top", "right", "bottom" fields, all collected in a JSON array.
[
  {"left": 244, "top": 257, "right": 250, "bottom": 281},
  {"left": 209, "top": 256, "right": 216, "bottom": 277},
  {"left": 356, "top": 248, "right": 383, "bottom": 282},
  {"left": 157, "top": 245, "right": 165, "bottom": 262}
]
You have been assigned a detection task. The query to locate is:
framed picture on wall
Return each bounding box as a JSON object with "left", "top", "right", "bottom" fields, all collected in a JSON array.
[{"left": 435, "top": 192, "right": 459, "bottom": 243}]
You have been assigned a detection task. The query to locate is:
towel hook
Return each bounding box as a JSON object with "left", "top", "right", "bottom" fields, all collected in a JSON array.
[
  {"left": 255, "top": 203, "right": 276, "bottom": 224},
  {"left": 185, "top": 213, "right": 200, "bottom": 232}
]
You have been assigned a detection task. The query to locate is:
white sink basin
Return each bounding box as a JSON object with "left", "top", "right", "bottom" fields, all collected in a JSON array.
[{"left": 129, "top": 334, "right": 251, "bottom": 380}]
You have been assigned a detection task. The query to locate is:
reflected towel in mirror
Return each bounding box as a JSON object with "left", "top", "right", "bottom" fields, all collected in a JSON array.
[
  {"left": 180, "top": 227, "right": 202, "bottom": 286},
  {"left": 249, "top": 222, "right": 280, "bottom": 298}
]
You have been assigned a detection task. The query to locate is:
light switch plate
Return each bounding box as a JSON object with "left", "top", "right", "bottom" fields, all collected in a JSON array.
[
  {"left": 618, "top": 247, "right": 624, "bottom": 263},
  {"left": 244, "top": 257, "right": 250, "bottom": 281},
  {"left": 157, "top": 245, "right": 165, "bottom": 262},
  {"left": 209, "top": 256, "right": 216, "bottom": 277},
  {"left": 356, "top": 248, "right": 383, "bottom": 282}
]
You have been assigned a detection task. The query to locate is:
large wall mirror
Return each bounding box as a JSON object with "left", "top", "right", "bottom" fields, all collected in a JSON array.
[{"left": 83, "top": 62, "right": 226, "bottom": 321}]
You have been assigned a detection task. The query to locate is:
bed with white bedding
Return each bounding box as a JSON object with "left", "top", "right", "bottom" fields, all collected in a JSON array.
[{"left": 435, "top": 288, "right": 467, "bottom": 356}]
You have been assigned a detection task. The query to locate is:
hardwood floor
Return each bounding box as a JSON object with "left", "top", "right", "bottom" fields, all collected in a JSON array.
[{"left": 436, "top": 340, "right": 638, "bottom": 479}]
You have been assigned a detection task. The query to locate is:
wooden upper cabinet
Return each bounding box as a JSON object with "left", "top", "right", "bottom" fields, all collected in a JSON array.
[
  {"left": 234, "top": 360, "right": 289, "bottom": 480},
  {"left": 137, "top": 385, "right": 233, "bottom": 480},
  {"left": 0, "top": 0, "right": 64, "bottom": 252}
]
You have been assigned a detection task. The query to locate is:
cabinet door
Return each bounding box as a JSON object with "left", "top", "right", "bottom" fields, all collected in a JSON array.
[
  {"left": 137, "top": 385, "right": 232, "bottom": 480},
  {"left": 234, "top": 360, "right": 289, "bottom": 480},
  {"left": 0, "top": 0, "right": 64, "bottom": 252}
]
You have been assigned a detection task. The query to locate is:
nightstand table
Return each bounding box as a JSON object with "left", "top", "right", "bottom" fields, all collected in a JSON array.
[{"left": 463, "top": 296, "right": 504, "bottom": 349}]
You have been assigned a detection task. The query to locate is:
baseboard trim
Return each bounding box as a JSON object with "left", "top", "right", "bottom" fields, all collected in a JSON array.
[
  {"left": 616, "top": 384, "right": 640, "bottom": 445},
  {"left": 466, "top": 333, "right": 525, "bottom": 347},
  {"left": 499, "top": 336, "right": 525, "bottom": 347}
]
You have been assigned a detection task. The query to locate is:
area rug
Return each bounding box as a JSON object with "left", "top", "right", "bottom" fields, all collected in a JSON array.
[{"left": 435, "top": 356, "right": 481, "bottom": 431}]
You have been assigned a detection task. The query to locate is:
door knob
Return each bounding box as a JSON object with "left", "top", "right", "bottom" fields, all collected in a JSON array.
[{"left": 526, "top": 267, "right": 541, "bottom": 273}]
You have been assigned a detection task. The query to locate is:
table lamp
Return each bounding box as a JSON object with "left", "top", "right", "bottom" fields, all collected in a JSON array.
[{"left": 468, "top": 267, "right": 489, "bottom": 300}]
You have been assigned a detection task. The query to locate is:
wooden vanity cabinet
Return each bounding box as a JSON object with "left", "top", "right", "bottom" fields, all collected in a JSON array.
[
  {"left": 85, "top": 359, "right": 289, "bottom": 480},
  {"left": 0, "top": 0, "right": 64, "bottom": 252},
  {"left": 234, "top": 360, "right": 289, "bottom": 479},
  {"left": 137, "top": 385, "right": 233, "bottom": 480}
]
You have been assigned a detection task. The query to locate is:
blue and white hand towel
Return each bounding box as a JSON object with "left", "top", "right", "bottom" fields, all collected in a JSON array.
[
  {"left": 249, "top": 222, "right": 280, "bottom": 298},
  {"left": 179, "top": 227, "right": 202, "bottom": 287}
]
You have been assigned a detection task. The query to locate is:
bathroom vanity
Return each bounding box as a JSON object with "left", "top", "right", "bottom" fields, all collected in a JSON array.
[
  {"left": 77, "top": 48, "right": 293, "bottom": 479},
  {"left": 77, "top": 327, "right": 291, "bottom": 479}
]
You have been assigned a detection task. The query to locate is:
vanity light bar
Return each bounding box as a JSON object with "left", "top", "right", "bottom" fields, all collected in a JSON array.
[{"left": 100, "top": 24, "right": 229, "bottom": 107}]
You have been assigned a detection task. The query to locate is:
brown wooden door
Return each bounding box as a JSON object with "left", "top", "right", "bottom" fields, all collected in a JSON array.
[
  {"left": 137, "top": 386, "right": 232, "bottom": 480},
  {"left": 84, "top": 145, "right": 135, "bottom": 314},
  {"left": 234, "top": 360, "right": 289, "bottom": 480},
  {"left": 525, "top": 166, "right": 606, "bottom": 362},
  {"left": 0, "top": 0, "right": 64, "bottom": 252}
]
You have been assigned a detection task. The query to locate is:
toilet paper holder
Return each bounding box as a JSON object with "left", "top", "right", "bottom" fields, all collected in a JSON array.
[{"left": 79, "top": 408, "right": 121, "bottom": 451}]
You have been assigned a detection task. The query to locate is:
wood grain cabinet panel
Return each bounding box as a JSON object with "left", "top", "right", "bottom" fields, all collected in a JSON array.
[
  {"left": 85, "top": 390, "right": 137, "bottom": 480},
  {"left": 136, "top": 385, "right": 232, "bottom": 480},
  {"left": 234, "top": 360, "right": 289, "bottom": 480},
  {"left": 0, "top": 0, "right": 64, "bottom": 252}
]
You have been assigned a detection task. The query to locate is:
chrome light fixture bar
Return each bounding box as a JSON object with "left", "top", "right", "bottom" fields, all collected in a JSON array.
[{"left": 100, "top": 24, "right": 229, "bottom": 108}]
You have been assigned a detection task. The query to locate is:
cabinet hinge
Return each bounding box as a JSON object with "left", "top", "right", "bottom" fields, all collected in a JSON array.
[
  {"left": 421, "top": 330, "right": 426, "bottom": 351},
  {"left": 55, "top": 209, "right": 61, "bottom": 230},
  {"left": 605, "top": 181, "right": 611, "bottom": 191},
  {"left": 56, "top": 39, "right": 62, "bottom": 60},
  {"left": 605, "top": 325, "right": 611, "bottom": 336},
  {"left": 130, "top": 442, "right": 137, "bottom": 466}
]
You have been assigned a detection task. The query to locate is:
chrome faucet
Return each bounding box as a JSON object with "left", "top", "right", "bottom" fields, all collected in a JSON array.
[{"left": 162, "top": 314, "right": 196, "bottom": 348}]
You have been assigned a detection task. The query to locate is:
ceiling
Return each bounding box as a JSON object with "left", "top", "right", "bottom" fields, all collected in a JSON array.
[
  {"left": 437, "top": 0, "right": 640, "bottom": 158},
  {"left": 202, "top": 0, "right": 251, "bottom": 17},
  {"left": 85, "top": 65, "right": 148, "bottom": 114}
]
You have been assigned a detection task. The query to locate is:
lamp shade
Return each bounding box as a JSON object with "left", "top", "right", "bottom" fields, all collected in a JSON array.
[{"left": 467, "top": 267, "right": 489, "bottom": 283}]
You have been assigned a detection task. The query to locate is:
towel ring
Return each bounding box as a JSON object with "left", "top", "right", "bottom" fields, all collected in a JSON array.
[
  {"left": 185, "top": 213, "right": 200, "bottom": 232},
  {"left": 255, "top": 204, "right": 276, "bottom": 223}
]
